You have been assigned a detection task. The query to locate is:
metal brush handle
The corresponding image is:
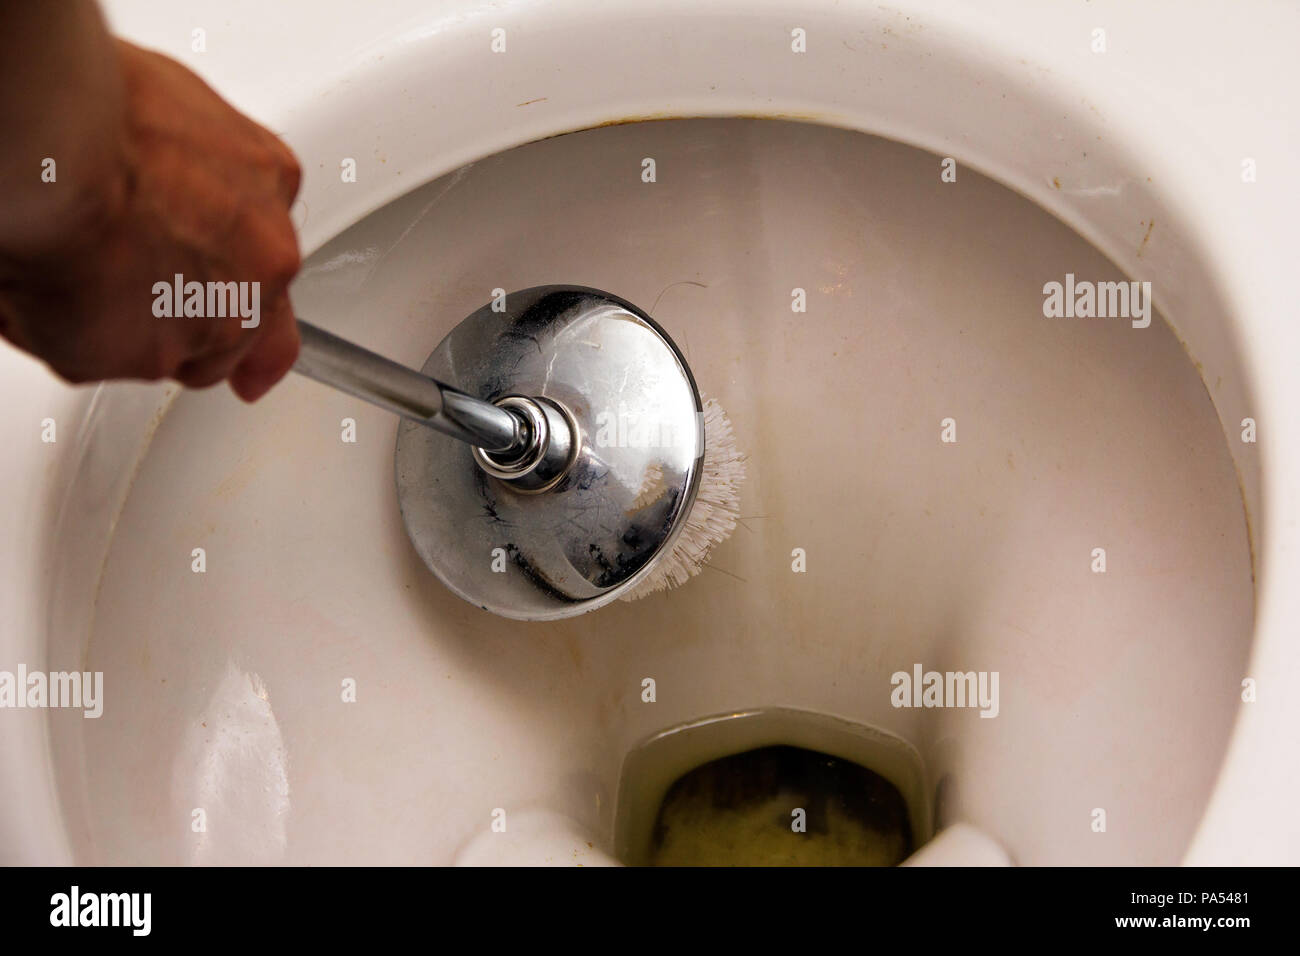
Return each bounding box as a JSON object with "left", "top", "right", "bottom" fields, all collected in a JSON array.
[{"left": 292, "top": 320, "right": 526, "bottom": 454}]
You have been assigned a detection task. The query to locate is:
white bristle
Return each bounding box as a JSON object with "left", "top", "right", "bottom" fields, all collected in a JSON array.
[{"left": 620, "top": 395, "right": 745, "bottom": 601}]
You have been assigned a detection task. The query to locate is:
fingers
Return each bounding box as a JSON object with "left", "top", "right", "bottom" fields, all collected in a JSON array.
[
  {"left": 173, "top": 335, "right": 255, "bottom": 389},
  {"left": 271, "top": 139, "right": 302, "bottom": 207},
  {"left": 0, "top": 41, "right": 308, "bottom": 402},
  {"left": 167, "top": 147, "right": 300, "bottom": 393},
  {"left": 111, "top": 40, "right": 305, "bottom": 398},
  {"left": 228, "top": 292, "right": 299, "bottom": 402}
]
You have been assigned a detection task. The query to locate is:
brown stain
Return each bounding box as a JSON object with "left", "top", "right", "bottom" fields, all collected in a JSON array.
[
  {"left": 548, "top": 109, "right": 854, "bottom": 141},
  {"left": 213, "top": 455, "right": 258, "bottom": 501},
  {"left": 1137, "top": 219, "right": 1155, "bottom": 258},
  {"left": 564, "top": 635, "right": 584, "bottom": 675},
  {"left": 86, "top": 388, "right": 182, "bottom": 658},
  {"left": 1052, "top": 177, "right": 1061, "bottom": 189}
]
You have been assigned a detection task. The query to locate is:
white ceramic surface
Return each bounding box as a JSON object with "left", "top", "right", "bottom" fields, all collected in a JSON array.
[
  {"left": 1, "top": 0, "right": 1295, "bottom": 865},
  {"left": 33, "top": 119, "right": 1253, "bottom": 865},
  {"left": 902, "top": 824, "right": 1011, "bottom": 868}
]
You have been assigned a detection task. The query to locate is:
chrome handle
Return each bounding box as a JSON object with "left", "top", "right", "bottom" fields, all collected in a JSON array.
[{"left": 292, "top": 320, "right": 526, "bottom": 454}]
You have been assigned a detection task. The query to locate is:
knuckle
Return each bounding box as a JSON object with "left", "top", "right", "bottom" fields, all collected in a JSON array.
[
  {"left": 280, "top": 151, "right": 302, "bottom": 197},
  {"left": 258, "top": 141, "right": 301, "bottom": 194},
  {"left": 266, "top": 239, "right": 301, "bottom": 284}
]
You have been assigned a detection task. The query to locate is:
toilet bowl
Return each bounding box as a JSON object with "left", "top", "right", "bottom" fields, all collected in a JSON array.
[{"left": 1, "top": 0, "right": 1295, "bottom": 865}]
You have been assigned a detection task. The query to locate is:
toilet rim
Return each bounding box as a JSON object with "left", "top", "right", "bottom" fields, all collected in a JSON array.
[{"left": 2, "top": 0, "right": 1294, "bottom": 863}]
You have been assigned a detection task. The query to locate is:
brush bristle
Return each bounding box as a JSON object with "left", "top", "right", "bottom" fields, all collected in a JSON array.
[{"left": 620, "top": 395, "right": 745, "bottom": 601}]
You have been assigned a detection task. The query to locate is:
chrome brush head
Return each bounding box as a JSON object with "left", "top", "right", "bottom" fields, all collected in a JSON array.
[{"left": 394, "top": 286, "right": 737, "bottom": 621}]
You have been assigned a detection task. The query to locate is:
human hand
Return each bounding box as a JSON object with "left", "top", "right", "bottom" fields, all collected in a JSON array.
[{"left": 0, "top": 39, "right": 302, "bottom": 401}]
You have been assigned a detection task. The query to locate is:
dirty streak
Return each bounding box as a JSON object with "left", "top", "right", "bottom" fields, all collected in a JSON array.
[
  {"left": 1137, "top": 218, "right": 1155, "bottom": 258},
  {"left": 703, "top": 563, "right": 747, "bottom": 583}
]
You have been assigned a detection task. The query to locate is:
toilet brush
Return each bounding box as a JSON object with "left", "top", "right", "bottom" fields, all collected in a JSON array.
[{"left": 291, "top": 285, "right": 744, "bottom": 620}]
